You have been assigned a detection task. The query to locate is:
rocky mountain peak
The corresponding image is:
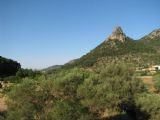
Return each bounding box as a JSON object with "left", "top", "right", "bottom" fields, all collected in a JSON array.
[
  {"left": 107, "top": 26, "right": 126, "bottom": 42},
  {"left": 112, "top": 26, "right": 123, "bottom": 35},
  {"left": 148, "top": 29, "right": 160, "bottom": 39}
]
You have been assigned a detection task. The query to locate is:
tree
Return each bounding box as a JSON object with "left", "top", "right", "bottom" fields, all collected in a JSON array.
[
  {"left": 0, "top": 56, "right": 21, "bottom": 78},
  {"left": 16, "top": 68, "right": 40, "bottom": 78}
]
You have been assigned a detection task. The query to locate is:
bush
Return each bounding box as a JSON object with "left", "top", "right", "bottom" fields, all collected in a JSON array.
[
  {"left": 3, "top": 76, "right": 20, "bottom": 83},
  {"left": 153, "top": 73, "right": 160, "bottom": 92},
  {"left": 6, "top": 68, "right": 94, "bottom": 120},
  {"left": 6, "top": 65, "right": 148, "bottom": 120},
  {"left": 16, "top": 68, "right": 41, "bottom": 79},
  {"left": 135, "top": 93, "right": 160, "bottom": 120},
  {"left": 6, "top": 79, "right": 56, "bottom": 120},
  {"left": 77, "top": 64, "right": 146, "bottom": 118},
  {"left": 52, "top": 101, "right": 82, "bottom": 120}
]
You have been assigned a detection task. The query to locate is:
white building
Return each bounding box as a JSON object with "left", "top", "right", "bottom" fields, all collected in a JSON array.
[{"left": 152, "top": 65, "right": 160, "bottom": 71}]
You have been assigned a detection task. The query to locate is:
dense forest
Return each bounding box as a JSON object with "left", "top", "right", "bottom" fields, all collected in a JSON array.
[{"left": 0, "top": 56, "right": 21, "bottom": 77}]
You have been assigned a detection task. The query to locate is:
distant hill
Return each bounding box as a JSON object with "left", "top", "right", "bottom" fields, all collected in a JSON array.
[
  {"left": 0, "top": 56, "right": 21, "bottom": 77},
  {"left": 139, "top": 28, "right": 160, "bottom": 51},
  {"left": 64, "top": 26, "right": 160, "bottom": 68},
  {"left": 42, "top": 65, "right": 62, "bottom": 72}
]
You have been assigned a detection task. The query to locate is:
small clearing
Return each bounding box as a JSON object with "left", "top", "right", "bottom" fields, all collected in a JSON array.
[
  {"left": 0, "top": 95, "right": 7, "bottom": 113},
  {"left": 139, "top": 76, "right": 156, "bottom": 92}
]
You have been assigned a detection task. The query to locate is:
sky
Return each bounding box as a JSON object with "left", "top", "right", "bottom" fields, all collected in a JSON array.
[{"left": 0, "top": 0, "right": 160, "bottom": 69}]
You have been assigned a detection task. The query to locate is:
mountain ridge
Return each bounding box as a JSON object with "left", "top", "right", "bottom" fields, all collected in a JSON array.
[{"left": 63, "top": 26, "right": 160, "bottom": 68}]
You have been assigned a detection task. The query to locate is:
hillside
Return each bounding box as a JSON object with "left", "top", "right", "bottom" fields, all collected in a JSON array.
[
  {"left": 64, "top": 27, "right": 160, "bottom": 68},
  {"left": 0, "top": 56, "right": 21, "bottom": 77},
  {"left": 42, "top": 65, "right": 62, "bottom": 72},
  {"left": 139, "top": 29, "right": 160, "bottom": 51}
]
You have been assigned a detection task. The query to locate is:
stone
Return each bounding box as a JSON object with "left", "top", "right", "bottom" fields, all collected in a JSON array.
[{"left": 107, "top": 26, "right": 126, "bottom": 42}]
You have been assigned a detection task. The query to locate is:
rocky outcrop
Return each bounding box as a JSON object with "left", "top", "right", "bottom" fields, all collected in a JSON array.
[
  {"left": 147, "top": 29, "right": 160, "bottom": 39},
  {"left": 107, "top": 26, "right": 127, "bottom": 42}
]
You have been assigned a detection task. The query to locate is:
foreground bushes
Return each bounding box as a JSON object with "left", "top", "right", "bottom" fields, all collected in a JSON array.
[
  {"left": 4, "top": 65, "right": 160, "bottom": 120},
  {"left": 77, "top": 64, "right": 146, "bottom": 119},
  {"left": 153, "top": 72, "right": 160, "bottom": 92},
  {"left": 135, "top": 93, "right": 160, "bottom": 120},
  {"left": 6, "top": 69, "right": 94, "bottom": 120}
]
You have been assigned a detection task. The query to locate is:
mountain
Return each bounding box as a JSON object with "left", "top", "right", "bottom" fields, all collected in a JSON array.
[
  {"left": 0, "top": 56, "right": 21, "bottom": 77},
  {"left": 107, "top": 26, "right": 127, "bottom": 42},
  {"left": 64, "top": 26, "right": 160, "bottom": 68},
  {"left": 140, "top": 28, "right": 160, "bottom": 41},
  {"left": 140, "top": 29, "right": 160, "bottom": 52},
  {"left": 42, "top": 65, "right": 62, "bottom": 72}
]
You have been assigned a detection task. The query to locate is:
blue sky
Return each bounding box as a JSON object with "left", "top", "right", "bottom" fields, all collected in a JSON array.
[{"left": 0, "top": 0, "right": 160, "bottom": 69}]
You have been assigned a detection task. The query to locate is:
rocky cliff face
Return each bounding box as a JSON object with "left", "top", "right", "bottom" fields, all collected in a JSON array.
[
  {"left": 107, "top": 26, "right": 127, "bottom": 42},
  {"left": 147, "top": 29, "right": 160, "bottom": 39}
]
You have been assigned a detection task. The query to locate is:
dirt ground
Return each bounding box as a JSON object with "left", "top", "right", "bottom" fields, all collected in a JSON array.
[
  {"left": 139, "top": 76, "right": 156, "bottom": 92},
  {"left": 0, "top": 93, "right": 7, "bottom": 113}
]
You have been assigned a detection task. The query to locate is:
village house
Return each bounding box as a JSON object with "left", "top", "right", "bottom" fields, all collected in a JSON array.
[
  {"left": 136, "top": 65, "right": 160, "bottom": 73},
  {"left": 149, "top": 65, "right": 160, "bottom": 71}
]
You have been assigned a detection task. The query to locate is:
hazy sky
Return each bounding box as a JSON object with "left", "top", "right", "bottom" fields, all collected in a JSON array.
[{"left": 0, "top": 0, "right": 160, "bottom": 69}]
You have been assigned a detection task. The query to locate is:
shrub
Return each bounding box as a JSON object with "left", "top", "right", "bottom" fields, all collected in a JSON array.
[
  {"left": 135, "top": 93, "right": 160, "bottom": 120},
  {"left": 52, "top": 101, "right": 81, "bottom": 120},
  {"left": 16, "top": 68, "right": 41, "bottom": 79},
  {"left": 6, "top": 79, "right": 56, "bottom": 120},
  {"left": 6, "top": 68, "right": 94, "bottom": 120},
  {"left": 77, "top": 64, "right": 146, "bottom": 118},
  {"left": 153, "top": 73, "right": 160, "bottom": 92}
]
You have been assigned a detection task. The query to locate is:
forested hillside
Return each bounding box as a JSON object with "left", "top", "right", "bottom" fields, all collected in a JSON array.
[
  {"left": 64, "top": 27, "right": 160, "bottom": 69},
  {"left": 0, "top": 56, "right": 21, "bottom": 77}
]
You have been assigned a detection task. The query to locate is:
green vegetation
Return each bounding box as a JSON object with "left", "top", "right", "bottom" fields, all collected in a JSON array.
[
  {"left": 1, "top": 64, "right": 157, "bottom": 120},
  {"left": 63, "top": 29, "right": 160, "bottom": 69},
  {"left": 1, "top": 28, "right": 160, "bottom": 120},
  {"left": 135, "top": 93, "right": 160, "bottom": 120},
  {"left": 16, "top": 68, "right": 41, "bottom": 79},
  {"left": 0, "top": 56, "right": 21, "bottom": 77},
  {"left": 1, "top": 60, "right": 160, "bottom": 120},
  {"left": 0, "top": 68, "right": 41, "bottom": 83},
  {"left": 153, "top": 72, "right": 160, "bottom": 92},
  {"left": 5, "top": 69, "right": 94, "bottom": 120}
]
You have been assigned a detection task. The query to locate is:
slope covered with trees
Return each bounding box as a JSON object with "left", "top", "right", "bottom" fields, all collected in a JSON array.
[
  {"left": 64, "top": 27, "right": 160, "bottom": 69},
  {"left": 0, "top": 56, "right": 21, "bottom": 77}
]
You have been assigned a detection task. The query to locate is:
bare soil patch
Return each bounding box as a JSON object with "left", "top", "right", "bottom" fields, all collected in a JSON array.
[
  {"left": 139, "top": 76, "right": 156, "bottom": 92},
  {"left": 0, "top": 95, "right": 7, "bottom": 113}
]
